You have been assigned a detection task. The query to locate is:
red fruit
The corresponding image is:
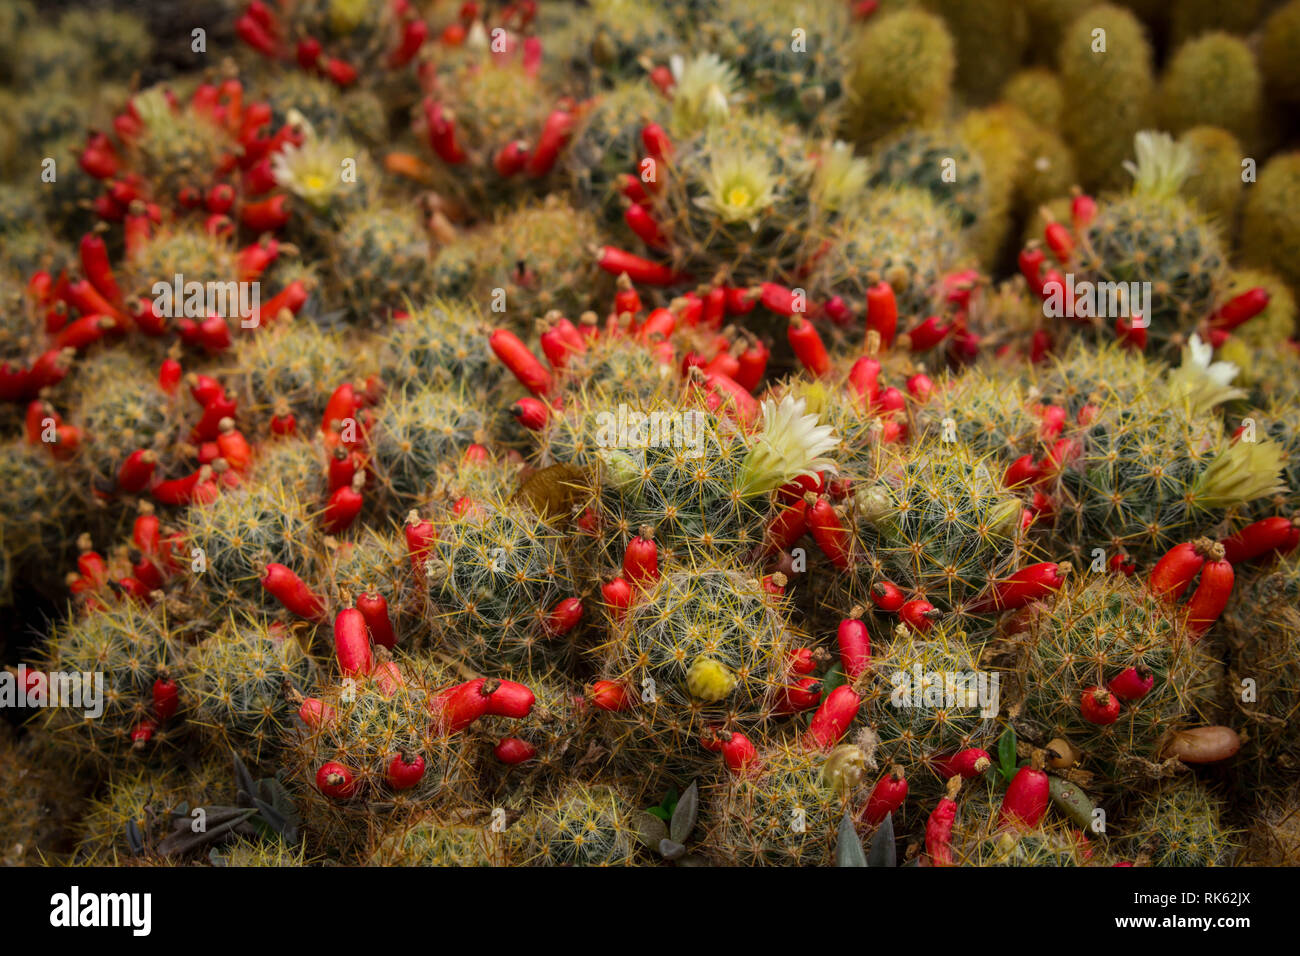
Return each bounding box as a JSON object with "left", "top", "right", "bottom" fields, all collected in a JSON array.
[
  {"left": 216, "top": 418, "right": 252, "bottom": 471},
  {"left": 1003, "top": 455, "right": 1042, "bottom": 489},
  {"left": 788, "top": 647, "right": 821, "bottom": 676},
  {"left": 969, "top": 562, "right": 1070, "bottom": 613},
  {"left": 543, "top": 597, "right": 584, "bottom": 637},
  {"left": 869, "top": 580, "right": 907, "bottom": 613},
  {"left": 386, "top": 752, "right": 426, "bottom": 790},
  {"left": 322, "top": 475, "right": 365, "bottom": 533},
  {"left": 1108, "top": 666, "right": 1154, "bottom": 702},
  {"left": 484, "top": 679, "right": 535, "bottom": 719},
  {"left": 805, "top": 493, "right": 853, "bottom": 570},
  {"left": 239, "top": 194, "right": 290, "bottom": 231},
  {"left": 1184, "top": 557, "right": 1233, "bottom": 639},
  {"left": 357, "top": 592, "right": 396, "bottom": 649},
  {"left": 1018, "top": 246, "right": 1047, "bottom": 294},
  {"left": 510, "top": 397, "right": 550, "bottom": 430},
  {"left": 333, "top": 607, "right": 373, "bottom": 677},
  {"left": 998, "top": 754, "right": 1049, "bottom": 829},
  {"left": 431, "top": 679, "right": 493, "bottom": 732},
  {"left": 624, "top": 203, "right": 667, "bottom": 248},
  {"left": 1209, "top": 287, "right": 1270, "bottom": 332},
  {"left": 589, "top": 679, "right": 634, "bottom": 712},
  {"left": 1116, "top": 314, "right": 1147, "bottom": 350},
  {"left": 837, "top": 609, "right": 871, "bottom": 679},
  {"left": 847, "top": 355, "right": 881, "bottom": 404},
  {"left": 490, "top": 329, "right": 552, "bottom": 395},
  {"left": 130, "top": 718, "right": 159, "bottom": 748},
  {"left": 772, "top": 676, "right": 823, "bottom": 715},
  {"left": 151, "top": 466, "right": 213, "bottom": 506},
  {"left": 1080, "top": 686, "right": 1121, "bottom": 725},
  {"left": 595, "top": 246, "right": 684, "bottom": 286},
  {"left": 719, "top": 730, "right": 761, "bottom": 775},
  {"left": 803, "top": 685, "right": 861, "bottom": 751},
  {"left": 1149, "top": 539, "right": 1211, "bottom": 601},
  {"left": 1070, "top": 191, "right": 1098, "bottom": 231},
  {"left": 494, "top": 738, "right": 537, "bottom": 765},
  {"left": 404, "top": 510, "right": 437, "bottom": 571},
  {"left": 926, "top": 776, "right": 962, "bottom": 866},
  {"left": 600, "top": 576, "right": 634, "bottom": 621},
  {"left": 152, "top": 676, "right": 180, "bottom": 722},
  {"left": 862, "top": 766, "right": 908, "bottom": 825},
  {"left": 901, "top": 315, "right": 952, "bottom": 352},
  {"left": 79, "top": 232, "right": 123, "bottom": 306},
  {"left": 623, "top": 527, "right": 659, "bottom": 587},
  {"left": 1220, "top": 516, "right": 1300, "bottom": 564},
  {"left": 315, "top": 762, "right": 357, "bottom": 800},
  {"left": 116, "top": 449, "right": 157, "bottom": 493},
  {"left": 865, "top": 282, "right": 898, "bottom": 348},
  {"left": 1043, "top": 218, "right": 1074, "bottom": 264},
  {"left": 906, "top": 371, "right": 934, "bottom": 402},
  {"left": 525, "top": 109, "right": 574, "bottom": 178},
  {"left": 787, "top": 316, "right": 831, "bottom": 378},
  {"left": 933, "top": 748, "right": 992, "bottom": 780},
  {"left": 899, "top": 598, "right": 939, "bottom": 633},
  {"left": 297, "top": 696, "right": 334, "bottom": 728}
]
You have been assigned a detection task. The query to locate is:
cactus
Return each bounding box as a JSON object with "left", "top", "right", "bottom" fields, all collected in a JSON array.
[
  {"left": 0, "top": 439, "right": 79, "bottom": 577},
  {"left": 425, "top": 498, "right": 575, "bottom": 669},
  {"left": 369, "top": 383, "right": 489, "bottom": 509},
  {"left": 124, "top": 86, "right": 233, "bottom": 203},
  {"left": 854, "top": 438, "right": 1028, "bottom": 608},
  {"left": 1158, "top": 33, "right": 1262, "bottom": 149},
  {"left": 1001, "top": 68, "right": 1066, "bottom": 131},
  {"left": 1058, "top": 5, "right": 1155, "bottom": 192},
  {"left": 1259, "top": 0, "right": 1300, "bottom": 109},
  {"left": 1121, "top": 779, "right": 1240, "bottom": 866},
  {"left": 701, "top": 740, "right": 866, "bottom": 865},
  {"left": 840, "top": 9, "right": 956, "bottom": 149},
  {"left": 1076, "top": 131, "right": 1228, "bottom": 346},
  {"left": 57, "top": 7, "right": 153, "bottom": 83},
  {"left": 328, "top": 205, "right": 433, "bottom": 322},
  {"left": 1239, "top": 152, "right": 1300, "bottom": 300},
  {"left": 367, "top": 813, "right": 506, "bottom": 866},
  {"left": 507, "top": 783, "right": 638, "bottom": 866},
  {"left": 125, "top": 225, "right": 242, "bottom": 303},
  {"left": 183, "top": 612, "right": 320, "bottom": 767},
  {"left": 924, "top": 0, "right": 1029, "bottom": 103},
  {"left": 179, "top": 478, "right": 320, "bottom": 615},
  {"left": 1170, "top": 0, "right": 1262, "bottom": 44},
  {"left": 225, "top": 321, "right": 357, "bottom": 430},
  {"left": 1177, "top": 126, "right": 1244, "bottom": 237},
  {"left": 12, "top": 27, "right": 95, "bottom": 91},
  {"left": 565, "top": 81, "right": 670, "bottom": 228},
  {"left": 1009, "top": 574, "right": 1221, "bottom": 779},
  {"left": 39, "top": 601, "right": 183, "bottom": 766}
]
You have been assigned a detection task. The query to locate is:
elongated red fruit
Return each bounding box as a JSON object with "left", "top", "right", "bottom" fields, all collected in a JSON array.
[
  {"left": 1149, "top": 539, "right": 1211, "bottom": 601},
  {"left": 1209, "top": 287, "right": 1269, "bottom": 331},
  {"left": 1220, "top": 516, "right": 1300, "bottom": 564},
  {"left": 316, "top": 762, "right": 357, "bottom": 800},
  {"left": 490, "top": 329, "right": 552, "bottom": 395},
  {"left": 862, "top": 766, "right": 908, "bottom": 825},
  {"left": 333, "top": 607, "right": 373, "bottom": 677},
  {"left": 772, "top": 676, "right": 822, "bottom": 715},
  {"left": 297, "top": 696, "right": 336, "bottom": 729},
  {"left": 152, "top": 676, "right": 180, "bottom": 722},
  {"left": 494, "top": 738, "right": 537, "bottom": 765},
  {"left": 623, "top": 527, "right": 659, "bottom": 587},
  {"left": 484, "top": 679, "right": 535, "bottom": 718},
  {"left": 869, "top": 580, "right": 906, "bottom": 613},
  {"left": 837, "top": 608, "right": 871, "bottom": 679},
  {"left": 1184, "top": 556, "right": 1233, "bottom": 639},
  {"left": 998, "top": 753, "right": 1049, "bottom": 829},
  {"left": 431, "top": 678, "right": 493, "bottom": 732},
  {"left": 933, "top": 748, "right": 992, "bottom": 780},
  {"left": 323, "top": 475, "right": 365, "bottom": 533},
  {"left": 865, "top": 282, "right": 897, "bottom": 347},
  {"left": 589, "top": 680, "right": 634, "bottom": 712},
  {"left": 511, "top": 397, "right": 550, "bottom": 430},
  {"left": 404, "top": 510, "right": 436, "bottom": 571},
  {"left": 787, "top": 316, "right": 831, "bottom": 378},
  {"left": 900, "top": 598, "right": 939, "bottom": 633},
  {"left": 600, "top": 577, "right": 634, "bottom": 621},
  {"left": 926, "top": 776, "right": 962, "bottom": 866},
  {"left": 386, "top": 752, "right": 425, "bottom": 790},
  {"left": 969, "top": 562, "right": 1069, "bottom": 613},
  {"left": 1108, "top": 665, "right": 1154, "bottom": 701},
  {"left": 117, "top": 449, "right": 157, "bottom": 493},
  {"left": 803, "top": 685, "right": 861, "bottom": 751},
  {"left": 357, "top": 592, "right": 396, "bottom": 649},
  {"left": 847, "top": 355, "right": 881, "bottom": 404},
  {"left": 595, "top": 246, "right": 683, "bottom": 286},
  {"left": 525, "top": 109, "right": 574, "bottom": 177},
  {"left": 79, "top": 232, "right": 123, "bottom": 306},
  {"left": 805, "top": 493, "right": 852, "bottom": 570},
  {"left": 764, "top": 501, "right": 808, "bottom": 555}
]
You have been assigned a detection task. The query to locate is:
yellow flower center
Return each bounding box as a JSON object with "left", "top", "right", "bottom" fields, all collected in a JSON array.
[{"left": 725, "top": 184, "right": 752, "bottom": 208}]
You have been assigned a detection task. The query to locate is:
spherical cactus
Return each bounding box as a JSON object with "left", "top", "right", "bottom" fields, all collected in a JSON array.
[
  {"left": 553, "top": 0, "right": 679, "bottom": 91},
  {"left": 1258, "top": 0, "right": 1300, "bottom": 109},
  {"left": 1170, "top": 0, "right": 1262, "bottom": 45},
  {"left": 367, "top": 813, "right": 506, "bottom": 866},
  {"left": 913, "top": 364, "right": 1049, "bottom": 463},
  {"left": 479, "top": 668, "right": 596, "bottom": 789},
  {"left": 328, "top": 205, "right": 432, "bottom": 321},
  {"left": 859, "top": 619, "right": 1002, "bottom": 792},
  {"left": 183, "top": 612, "right": 320, "bottom": 767},
  {"left": 376, "top": 300, "right": 493, "bottom": 391},
  {"left": 1178, "top": 126, "right": 1245, "bottom": 236},
  {"left": 925, "top": 0, "right": 1029, "bottom": 103},
  {"left": 369, "top": 383, "right": 489, "bottom": 509},
  {"left": 812, "top": 187, "right": 967, "bottom": 325},
  {"left": 123, "top": 86, "right": 232, "bottom": 203},
  {"left": 39, "top": 601, "right": 184, "bottom": 766},
  {"left": 869, "top": 127, "right": 988, "bottom": 232},
  {"left": 565, "top": 80, "right": 670, "bottom": 228},
  {"left": 12, "top": 26, "right": 95, "bottom": 90},
  {"left": 321, "top": 528, "right": 416, "bottom": 628},
  {"left": 1218, "top": 268, "right": 1296, "bottom": 350},
  {"left": 32, "top": 132, "right": 102, "bottom": 238},
  {"left": 1058, "top": 5, "right": 1155, "bottom": 191},
  {"left": 125, "top": 225, "right": 241, "bottom": 303},
  {"left": 1158, "top": 32, "right": 1262, "bottom": 149},
  {"left": 252, "top": 436, "right": 328, "bottom": 501},
  {"left": 840, "top": 8, "right": 955, "bottom": 149},
  {"left": 700, "top": 740, "right": 867, "bottom": 865},
  {"left": 1076, "top": 132, "right": 1228, "bottom": 347},
  {"left": 425, "top": 498, "right": 576, "bottom": 669},
  {"left": 1001, "top": 68, "right": 1066, "bottom": 131},
  {"left": 179, "top": 478, "right": 320, "bottom": 615},
  {"left": 1121, "top": 778, "right": 1240, "bottom": 866},
  {"left": 1009, "top": 574, "right": 1220, "bottom": 779},
  {"left": 225, "top": 321, "right": 356, "bottom": 430},
  {"left": 854, "top": 438, "right": 1028, "bottom": 608},
  {"left": 1239, "top": 152, "right": 1300, "bottom": 299},
  {"left": 57, "top": 7, "right": 153, "bottom": 82},
  {"left": 699, "top": 0, "right": 849, "bottom": 128},
  {"left": 0, "top": 439, "right": 77, "bottom": 574},
  {"left": 507, "top": 782, "right": 638, "bottom": 866}
]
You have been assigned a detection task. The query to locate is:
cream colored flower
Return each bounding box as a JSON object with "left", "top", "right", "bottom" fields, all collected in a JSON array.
[
  {"left": 695, "top": 149, "right": 778, "bottom": 229},
  {"left": 1123, "top": 130, "right": 1194, "bottom": 200},
  {"left": 738, "top": 395, "right": 839, "bottom": 497},
  {"left": 670, "top": 54, "right": 738, "bottom": 136},
  {"left": 1167, "top": 332, "right": 1245, "bottom": 415},
  {"left": 272, "top": 132, "right": 362, "bottom": 212}
]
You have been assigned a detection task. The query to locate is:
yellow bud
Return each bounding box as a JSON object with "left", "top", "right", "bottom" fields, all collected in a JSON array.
[{"left": 686, "top": 656, "right": 737, "bottom": 701}]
